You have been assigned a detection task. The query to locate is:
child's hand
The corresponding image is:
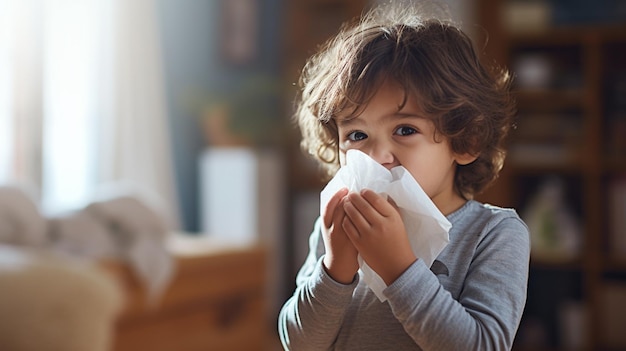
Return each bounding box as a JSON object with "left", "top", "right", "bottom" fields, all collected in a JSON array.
[
  {"left": 342, "top": 189, "right": 416, "bottom": 286},
  {"left": 321, "top": 188, "right": 359, "bottom": 284}
]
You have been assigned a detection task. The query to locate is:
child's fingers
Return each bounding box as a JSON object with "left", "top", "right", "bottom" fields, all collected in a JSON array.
[
  {"left": 343, "top": 196, "right": 371, "bottom": 232},
  {"left": 342, "top": 215, "right": 359, "bottom": 239},
  {"left": 323, "top": 188, "right": 349, "bottom": 228},
  {"left": 345, "top": 190, "right": 388, "bottom": 222},
  {"left": 332, "top": 196, "right": 348, "bottom": 227},
  {"left": 360, "top": 189, "right": 396, "bottom": 217}
]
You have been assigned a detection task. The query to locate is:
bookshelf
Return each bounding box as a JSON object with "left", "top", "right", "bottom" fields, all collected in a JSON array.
[{"left": 476, "top": 0, "right": 626, "bottom": 349}]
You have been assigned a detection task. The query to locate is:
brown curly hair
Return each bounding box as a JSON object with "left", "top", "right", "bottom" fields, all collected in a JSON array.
[{"left": 294, "top": 2, "right": 515, "bottom": 199}]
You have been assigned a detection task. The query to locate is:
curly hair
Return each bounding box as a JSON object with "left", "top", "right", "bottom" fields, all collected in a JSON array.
[{"left": 294, "top": 1, "right": 515, "bottom": 199}]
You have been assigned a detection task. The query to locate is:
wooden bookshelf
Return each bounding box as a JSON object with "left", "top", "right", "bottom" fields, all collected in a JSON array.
[{"left": 477, "top": 0, "right": 626, "bottom": 350}]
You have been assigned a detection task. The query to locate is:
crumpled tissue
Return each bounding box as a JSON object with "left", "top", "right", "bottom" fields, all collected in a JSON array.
[
  {"left": 84, "top": 195, "right": 174, "bottom": 303},
  {"left": 320, "top": 149, "right": 451, "bottom": 302}
]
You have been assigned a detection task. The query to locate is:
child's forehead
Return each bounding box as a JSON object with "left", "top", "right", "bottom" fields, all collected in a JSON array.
[{"left": 334, "top": 79, "right": 425, "bottom": 119}]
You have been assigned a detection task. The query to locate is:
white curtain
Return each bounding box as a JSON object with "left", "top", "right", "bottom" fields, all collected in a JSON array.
[{"left": 0, "top": 0, "right": 179, "bottom": 228}]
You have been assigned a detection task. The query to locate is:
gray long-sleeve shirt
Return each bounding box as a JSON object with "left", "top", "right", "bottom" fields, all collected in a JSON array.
[{"left": 279, "top": 200, "right": 530, "bottom": 350}]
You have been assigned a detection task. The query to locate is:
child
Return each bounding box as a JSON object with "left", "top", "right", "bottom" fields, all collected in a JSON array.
[{"left": 279, "top": 1, "right": 530, "bottom": 351}]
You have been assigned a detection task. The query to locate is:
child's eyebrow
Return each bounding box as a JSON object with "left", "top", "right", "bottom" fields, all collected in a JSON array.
[
  {"left": 336, "top": 115, "right": 360, "bottom": 127},
  {"left": 337, "top": 112, "right": 424, "bottom": 127},
  {"left": 393, "top": 112, "right": 424, "bottom": 119}
]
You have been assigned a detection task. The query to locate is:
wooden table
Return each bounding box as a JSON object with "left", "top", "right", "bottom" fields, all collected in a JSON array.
[{"left": 102, "top": 234, "right": 268, "bottom": 351}]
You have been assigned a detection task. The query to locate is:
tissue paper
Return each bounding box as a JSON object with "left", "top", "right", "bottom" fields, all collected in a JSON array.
[{"left": 320, "top": 150, "right": 451, "bottom": 302}]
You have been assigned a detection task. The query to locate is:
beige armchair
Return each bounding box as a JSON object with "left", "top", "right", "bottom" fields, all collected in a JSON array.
[{"left": 0, "top": 245, "right": 123, "bottom": 351}]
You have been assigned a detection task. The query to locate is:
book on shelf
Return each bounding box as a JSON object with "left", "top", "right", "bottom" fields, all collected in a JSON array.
[
  {"left": 508, "top": 143, "right": 578, "bottom": 168},
  {"left": 600, "top": 282, "right": 626, "bottom": 349},
  {"left": 508, "top": 111, "right": 583, "bottom": 168},
  {"left": 609, "top": 177, "right": 626, "bottom": 259},
  {"left": 606, "top": 113, "right": 626, "bottom": 162}
]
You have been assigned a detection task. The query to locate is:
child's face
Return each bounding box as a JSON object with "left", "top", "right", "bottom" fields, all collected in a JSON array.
[{"left": 335, "top": 79, "right": 475, "bottom": 213}]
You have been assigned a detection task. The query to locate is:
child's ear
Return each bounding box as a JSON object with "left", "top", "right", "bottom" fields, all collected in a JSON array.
[{"left": 455, "top": 152, "right": 478, "bottom": 166}]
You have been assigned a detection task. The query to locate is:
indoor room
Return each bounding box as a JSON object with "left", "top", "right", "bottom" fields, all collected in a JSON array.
[{"left": 0, "top": 0, "right": 624, "bottom": 350}]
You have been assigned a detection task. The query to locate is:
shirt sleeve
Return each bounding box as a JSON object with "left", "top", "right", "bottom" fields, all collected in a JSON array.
[
  {"left": 384, "top": 216, "right": 530, "bottom": 351},
  {"left": 278, "top": 217, "right": 359, "bottom": 351}
]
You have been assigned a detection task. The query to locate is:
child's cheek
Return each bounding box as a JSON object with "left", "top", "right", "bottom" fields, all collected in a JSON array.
[{"left": 338, "top": 151, "right": 348, "bottom": 166}]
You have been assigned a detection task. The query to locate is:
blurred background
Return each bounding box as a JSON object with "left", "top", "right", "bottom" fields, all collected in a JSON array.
[{"left": 0, "top": 0, "right": 625, "bottom": 350}]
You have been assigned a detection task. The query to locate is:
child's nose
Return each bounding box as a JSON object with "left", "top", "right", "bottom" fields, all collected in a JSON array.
[{"left": 368, "top": 147, "right": 396, "bottom": 170}]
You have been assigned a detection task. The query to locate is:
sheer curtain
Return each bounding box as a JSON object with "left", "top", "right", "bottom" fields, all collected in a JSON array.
[{"left": 0, "top": 0, "right": 179, "bottom": 228}]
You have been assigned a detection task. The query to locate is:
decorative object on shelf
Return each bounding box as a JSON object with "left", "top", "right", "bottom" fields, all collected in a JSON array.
[
  {"left": 502, "top": 1, "right": 551, "bottom": 34},
  {"left": 513, "top": 54, "right": 553, "bottom": 90},
  {"left": 522, "top": 176, "right": 581, "bottom": 262},
  {"left": 197, "top": 74, "right": 286, "bottom": 148}
]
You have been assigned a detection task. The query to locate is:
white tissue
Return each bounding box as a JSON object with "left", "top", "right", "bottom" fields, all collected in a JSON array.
[
  {"left": 320, "top": 150, "right": 451, "bottom": 302},
  {"left": 84, "top": 195, "right": 174, "bottom": 302}
]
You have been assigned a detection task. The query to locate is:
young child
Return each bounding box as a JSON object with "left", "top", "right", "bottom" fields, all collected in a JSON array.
[{"left": 279, "top": 1, "right": 530, "bottom": 351}]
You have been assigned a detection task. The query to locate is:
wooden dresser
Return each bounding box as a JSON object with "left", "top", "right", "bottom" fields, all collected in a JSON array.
[{"left": 102, "top": 234, "right": 269, "bottom": 351}]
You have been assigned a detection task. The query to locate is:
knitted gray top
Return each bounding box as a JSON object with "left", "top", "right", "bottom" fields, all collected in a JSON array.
[{"left": 279, "top": 200, "right": 530, "bottom": 351}]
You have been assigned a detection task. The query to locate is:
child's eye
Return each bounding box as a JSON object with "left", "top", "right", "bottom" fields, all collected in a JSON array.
[
  {"left": 394, "top": 126, "right": 418, "bottom": 136},
  {"left": 346, "top": 131, "right": 368, "bottom": 141}
]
